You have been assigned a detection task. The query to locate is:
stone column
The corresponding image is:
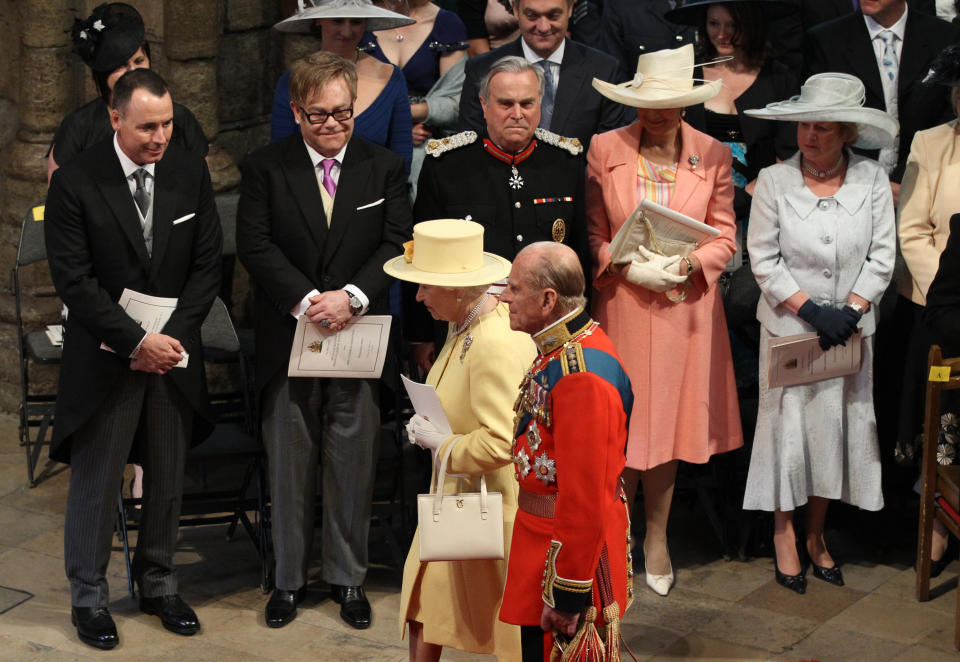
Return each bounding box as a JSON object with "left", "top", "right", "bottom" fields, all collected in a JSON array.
[
  {"left": 163, "top": 0, "right": 239, "bottom": 191},
  {"left": 0, "top": 0, "right": 75, "bottom": 411}
]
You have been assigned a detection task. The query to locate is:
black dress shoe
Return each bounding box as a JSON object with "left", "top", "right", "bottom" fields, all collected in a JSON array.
[
  {"left": 774, "top": 560, "right": 807, "bottom": 595},
  {"left": 72, "top": 606, "right": 119, "bottom": 650},
  {"left": 810, "top": 562, "right": 844, "bottom": 586},
  {"left": 139, "top": 594, "right": 200, "bottom": 635},
  {"left": 330, "top": 584, "right": 371, "bottom": 629},
  {"left": 265, "top": 586, "right": 306, "bottom": 628}
]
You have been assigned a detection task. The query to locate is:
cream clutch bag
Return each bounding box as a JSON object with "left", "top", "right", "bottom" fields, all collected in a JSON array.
[{"left": 417, "top": 438, "right": 504, "bottom": 561}]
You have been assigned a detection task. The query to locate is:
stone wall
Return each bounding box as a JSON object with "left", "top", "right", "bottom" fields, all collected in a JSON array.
[{"left": 0, "top": 0, "right": 294, "bottom": 412}]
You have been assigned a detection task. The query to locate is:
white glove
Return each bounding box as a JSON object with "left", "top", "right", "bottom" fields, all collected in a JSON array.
[
  {"left": 624, "top": 247, "right": 688, "bottom": 292},
  {"left": 405, "top": 414, "right": 449, "bottom": 452}
]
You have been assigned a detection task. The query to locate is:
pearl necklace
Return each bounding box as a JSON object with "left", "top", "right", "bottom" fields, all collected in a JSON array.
[
  {"left": 452, "top": 293, "right": 490, "bottom": 336},
  {"left": 802, "top": 152, "right": 846, "bottom": 179}
]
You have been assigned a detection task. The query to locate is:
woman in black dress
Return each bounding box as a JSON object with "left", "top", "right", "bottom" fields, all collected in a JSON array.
[{"left": 47, "top": 2, "right": 207, "bottom": 182}]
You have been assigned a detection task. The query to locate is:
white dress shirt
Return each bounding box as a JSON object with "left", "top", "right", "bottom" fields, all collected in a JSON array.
[
  {"left": 520, "top": 37, "right": 565, "bottom": 87},
  {"left": 290, "top": 141, "right": 370, "bottom": 319}
]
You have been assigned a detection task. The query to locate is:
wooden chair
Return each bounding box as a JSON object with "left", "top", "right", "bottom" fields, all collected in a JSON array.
[{"left": 916, "top": 345, "right": 960, "bottom": 649}]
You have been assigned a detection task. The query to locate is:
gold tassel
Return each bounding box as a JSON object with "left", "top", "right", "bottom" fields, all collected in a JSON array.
[
  {"left": 551, "top": 606, "right": 606, "bottom": 662},
  {"left": 602, "top": 603, "right": 621, "bottom": 662}
]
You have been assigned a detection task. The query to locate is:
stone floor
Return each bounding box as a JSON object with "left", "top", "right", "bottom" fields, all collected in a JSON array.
[{"left": 1, "top": 413, "right": 959, "bottom": 662}]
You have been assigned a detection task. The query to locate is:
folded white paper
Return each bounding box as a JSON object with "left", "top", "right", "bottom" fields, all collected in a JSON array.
[
  {"left": 400, "top": 374, "right": 452, "bottom": 434},
  {"left": 101, "top": 288, "right": 188, "bottom": 368},
  {"left": 288, "top": 314, "right": 392, "bottom": 378}
]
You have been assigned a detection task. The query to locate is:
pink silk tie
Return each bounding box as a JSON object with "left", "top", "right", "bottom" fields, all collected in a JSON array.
[{"left": 320, "top": 158, "right": 337, "bottom": 198}]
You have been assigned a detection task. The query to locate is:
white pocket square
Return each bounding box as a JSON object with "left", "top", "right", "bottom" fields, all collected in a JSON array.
[
  {"left": 356, "top": 198, "right": 384, "bottom": 211},
  {"left": 172, "top": 213, "right": 196, "bottom": 225}
]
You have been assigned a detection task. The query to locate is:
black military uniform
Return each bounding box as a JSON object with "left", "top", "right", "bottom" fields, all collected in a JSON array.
[{"left": 415, "top": 128, "right": 589, "bottom": 273}]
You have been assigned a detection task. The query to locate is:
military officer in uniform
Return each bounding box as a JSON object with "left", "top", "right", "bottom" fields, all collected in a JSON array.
[
  {"left": 416, "top": 55, "right": 586, "bottom": 269},
  {"left": 409, "top": 55, "right": 588, "bottom": 372},
  {"left": 498, "top": 242, "right": 634, "bottom": 662}
]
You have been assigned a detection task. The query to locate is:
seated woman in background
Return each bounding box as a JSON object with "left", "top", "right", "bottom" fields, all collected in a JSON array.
[
  {"left": 272, "top": 0, "right": 414, "bottom": 174},
  {"left": 48, "top": 2, "right": 207, "bottom": 182},
  {"left": 743, "top": 73, "right": 897, "bottom": 594},
  {"left": 895, "top": 44, "right": 960, "bottom": 576},
  {"left": 384, "top": 219, "right": 534, "bottom": 662}
]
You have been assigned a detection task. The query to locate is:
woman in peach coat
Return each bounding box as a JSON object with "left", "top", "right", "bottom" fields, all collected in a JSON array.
[{"left": 587, "top": 45, "right": 743, "bottom": 596}]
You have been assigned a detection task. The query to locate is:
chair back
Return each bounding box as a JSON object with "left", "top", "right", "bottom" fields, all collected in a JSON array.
[
  {"left": 201, "top": 297, "right": 240, "bottom": 354},
  {"left": 17, "top": 205, "right": 48, "bottom": 267},
  {"left": 215, "top": 192, "right": 239, "bottom": 257}
]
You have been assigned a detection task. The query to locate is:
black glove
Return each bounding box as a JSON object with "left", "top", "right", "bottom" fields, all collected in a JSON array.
[
  {"left": 797, "top": 300, "right": 859, "bottom": 350},
  {"left": 841, "top": 304, "right": 863, "bottom": 327}
]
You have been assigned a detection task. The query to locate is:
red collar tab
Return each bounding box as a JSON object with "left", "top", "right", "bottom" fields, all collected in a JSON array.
[{"left": 483, "top": 138, "right": 537, "bottom": 165}]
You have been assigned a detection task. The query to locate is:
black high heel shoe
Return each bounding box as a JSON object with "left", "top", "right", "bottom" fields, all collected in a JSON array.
[
  {"left": 802, "top": 539, "right": 844, "bottom": 586},
  {"left": 924, "top": 536, "right": 956, "bottom": 579},
  {"left": 810, "top": 562, "right": 844, "bottom": 586},
  {"left": 774, "top": 559, "right": 806, "bottom": 595}
]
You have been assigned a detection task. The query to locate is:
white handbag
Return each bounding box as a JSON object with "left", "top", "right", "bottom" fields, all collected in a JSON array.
[{"left": 417, "top": 438, "right": 504, "bottom": 561}]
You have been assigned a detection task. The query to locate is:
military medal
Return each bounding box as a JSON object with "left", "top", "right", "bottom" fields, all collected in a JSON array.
[
  {"left": 527, "top": 421, "right": 542, "bottom": 451},
  {"left": 551, "top": 218, "right": 566, "bottom": 243},
  {"left": 513, "top": 448, "right": 531, "bottom": 479},
  {"left": 509, "top": 165, "right": 524, "bottom": 190},
  {"left": 534, "top": 452, "right": 557, "bottom": 484}
]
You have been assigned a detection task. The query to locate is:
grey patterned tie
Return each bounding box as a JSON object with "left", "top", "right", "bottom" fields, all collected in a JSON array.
[
  {"left": 536, "top": 60, "right": 556, "bottom": 130},
  {"left": 878, "top": 30, "right": 899, "bottom": 83},
  {"left": 132, "top": 168, "right": 150, "bottom": 217}
]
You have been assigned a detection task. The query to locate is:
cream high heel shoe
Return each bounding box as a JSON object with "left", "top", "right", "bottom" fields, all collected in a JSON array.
[{"left": 644, "top": 543, "right": 675, "bottom": 596}]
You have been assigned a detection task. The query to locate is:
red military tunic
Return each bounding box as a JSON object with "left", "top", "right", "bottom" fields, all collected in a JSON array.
[{"left": 499, "top": 307, "right": 634, "bottom": 633}]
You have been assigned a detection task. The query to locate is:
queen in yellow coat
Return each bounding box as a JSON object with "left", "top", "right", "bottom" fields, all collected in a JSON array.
[{"left": 384, "top": 220, "right": 536, "bottom": 662}]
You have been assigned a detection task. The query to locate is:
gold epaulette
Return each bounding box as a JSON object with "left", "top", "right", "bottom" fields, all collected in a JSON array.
[
  {"left": 425, "top": 130, "right": 478, "bottom": 157},
  {"left": 534, "top": 127, "right": 583, "bottom": 156},
  {"left": 560, "top": 342, "right": 586, "bottom": 375}
]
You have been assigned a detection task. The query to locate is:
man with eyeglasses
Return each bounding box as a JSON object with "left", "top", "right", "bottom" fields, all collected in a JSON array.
[{"left": 237, "top": 51, "right": 411, "bottom": 631}]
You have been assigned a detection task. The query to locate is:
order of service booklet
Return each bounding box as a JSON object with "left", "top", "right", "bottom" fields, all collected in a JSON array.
[
  {"left": 767, "top": 330, "right": 862, "bottom": 388},
  {"left": 287, "top": 314, "right": 392, "bottom": 379}
]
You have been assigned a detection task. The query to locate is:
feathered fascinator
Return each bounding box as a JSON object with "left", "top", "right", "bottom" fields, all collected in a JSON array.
[
  {"left": 923, "top": 44, "right": 960, "bottom": 87},
  {"left": 70, "top": 3, "right": 145, "bottom": 73}
]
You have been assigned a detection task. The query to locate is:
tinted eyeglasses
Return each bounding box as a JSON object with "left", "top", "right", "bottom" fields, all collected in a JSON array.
[{"left": 297, "top": 105, "right": 354, "bottom": 125}]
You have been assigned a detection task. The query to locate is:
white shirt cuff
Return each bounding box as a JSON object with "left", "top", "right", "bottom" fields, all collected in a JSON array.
[
  {"left": 291, "top": 289, "right": 321, "bottom": 319},
  {"left": 129, "top": 331, "right": 148, "bottom": 359},
  {"left": 343, "top": 284, "right": 369, "bottom": 315}
]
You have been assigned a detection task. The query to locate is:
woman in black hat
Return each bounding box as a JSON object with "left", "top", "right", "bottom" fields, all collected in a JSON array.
[{"left": 47, "top": 2, "right": 207, "bottom": 182}]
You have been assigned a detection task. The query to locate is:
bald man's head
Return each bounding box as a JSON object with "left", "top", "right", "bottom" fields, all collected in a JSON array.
[{"left": 502, "top": 242, "right": 586, "bottom": 334}]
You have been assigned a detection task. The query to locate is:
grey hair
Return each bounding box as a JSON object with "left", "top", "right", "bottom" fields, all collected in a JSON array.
[
  {"left": 479, "top": 55, "right": 545, "bottom": 102},
  {"left": 449, "top": 284, "right": 490, "bottom": 302},
  {"left": 520, "top": 242, "right": 586, "bottom": 315}
]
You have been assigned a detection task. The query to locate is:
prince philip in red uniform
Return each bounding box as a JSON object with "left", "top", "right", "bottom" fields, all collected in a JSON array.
[{"left": 499, "top": 242, "right": 634, "bottom": 661}]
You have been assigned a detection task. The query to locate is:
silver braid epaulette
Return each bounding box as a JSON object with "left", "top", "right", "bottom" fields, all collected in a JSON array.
[
  {"left": 425, "top": 130, "right": 478, "bottom": 157},
  {"left": 534, "top": 127, "right": 583, "bottom": 155}
]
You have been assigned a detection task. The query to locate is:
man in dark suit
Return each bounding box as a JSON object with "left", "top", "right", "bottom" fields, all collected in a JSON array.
[
  {"left": 807, "top": 0, "right": 959, "bottom": 191},
  {"left": 458, "top": 0, "right": 632, "bottom": 149},
  {"left": 237, "top": 52, "right": 411, "bottom": 631},
  {"left": 45, "top": 69, "right": 222, "bottom": 650}
]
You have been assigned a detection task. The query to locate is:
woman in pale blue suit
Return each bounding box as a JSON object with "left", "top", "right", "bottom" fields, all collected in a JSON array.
[{"left": 742, "top": 73, "right": 898, "bottom": 594}]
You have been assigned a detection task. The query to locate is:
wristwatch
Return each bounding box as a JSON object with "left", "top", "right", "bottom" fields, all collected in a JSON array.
[
  {"left": 346, "top": 291, "right": 363, "bottom": 316},
  {"left": 846, "top": 301, "right": 864, "bottom": 314}
]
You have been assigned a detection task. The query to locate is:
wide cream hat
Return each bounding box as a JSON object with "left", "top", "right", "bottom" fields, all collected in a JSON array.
[
  {"left": 383, "top": 219, "right": 512, "bottom": 287},
  {"left": 274, "top": 0, "right": 415, "bottom": 33},
  {"left": 592, "top": 44, "right": 722, "bottom": 109},
  {"left": 745, "top": 73, "right": 898, "bottom": 149}
]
